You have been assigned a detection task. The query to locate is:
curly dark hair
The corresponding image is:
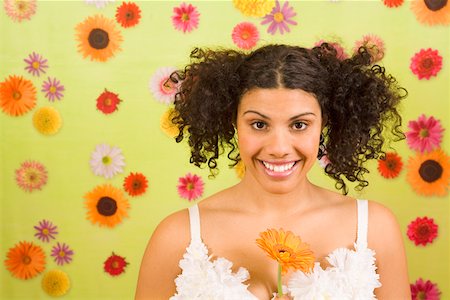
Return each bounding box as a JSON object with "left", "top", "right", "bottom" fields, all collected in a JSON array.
[{"left": 170, "top": 43, "right": 407, "bottom": 194}]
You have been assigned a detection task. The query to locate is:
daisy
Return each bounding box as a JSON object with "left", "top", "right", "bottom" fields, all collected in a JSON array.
[
  {"left": 89, "top": 143, "right": 125, "bottom": 179},
  {"left": 104, "top": 252, "right": 128, "bottom": 276},
  {"left": 353, "top": 34, "right": 385, "bottom": 63},
  {"left": 407, "top": 217, "right": 438, "bottom": 246},
  {"left": 116, "top": 2, "right": 141, "bottom": 28},
  {"left": 261, "top": 0, "right": 297, "bottom": 35},
  {"left": 85, "top": 0, "right": 115, "bottom": 9},
  {"left": 15, "top": 160, "right": 48, "bottom": 192},
  {"left": 232, "top": 0, "right": 275, "bottom": 17},
  {"left": 406, "top": 114, "right": 444, "bottom": 153},
  {"left": 51, "top": 243, "right": 74, "bottom": 266},
  {"left": 377, "top": 152, "right": 403, "bottom": 179},
  {"left": 160, "top": 107, "right": 180, "bottom": 138},
  {"left": 149, "top": 67, "right": 179, "bottom": 104},
  {"left": 410, "top": 278, "right": 441, "bottom": 300},
  {"left": 406, "top": 149, "right": 450, "bottom": 196},
  {"left": 123, "top": 172, "right": 148, "bottom": 196},
  {"left": 75, "top": 14, "right": 123, "bottom": 62},
  {"left": 171, "top": 2, "right": 200, "bottom": 33},
  {"left": 42, "top": 77, "right": 65, "bottom": 101},
  {"left": 232, "top": 22, "right": 259, "bottom": 50},
  {"left": 96, "top": 89, "right": 121, "bottom": 114},
  {"left": 315, "top": 40, "right": 348, "bottom": 60},
  {"left": 3, "top": 0, "right": 37, "bottom": 22},
  {"left": 41, "top": 270, "right": 71, "bottom": 297},
  {"left": 0, "top": 75, "right": 36, "bottom": 117},
  {"left": 24, "top": 52, "right": 48, "bottom": 77},
  {"left": 4, "top": 241, "right": 46, "bottom": 280},
  {"left": 177, "top": 173, "right": 204, "bottom": 201},
  {"left": 383, "top": 0, "right": 404, "bottom": 7},
  {"left": 34, "top": 219, "right": 58, "bottom": 242},
  {"left": 410, "top": 48, "right": 443, "bottom": 80},
  {"left": 32, "top": 106, "right": 62, "bottom": 135},
  {"left": 411, "top": 0, "right": 450, "bottom": 26},
  {"left": 84, "top": 184, "right": 130, "bottom": 228}
]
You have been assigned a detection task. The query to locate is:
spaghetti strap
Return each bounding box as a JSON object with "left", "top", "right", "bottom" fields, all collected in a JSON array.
[
  {"left": 188, "top": 204, "right": 201, "bottom": 242},
  {"left": 356, "top": 199, "right": 368, "bottom": 248}
]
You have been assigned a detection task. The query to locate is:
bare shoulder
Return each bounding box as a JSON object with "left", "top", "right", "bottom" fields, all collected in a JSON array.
[
  {"left": 367, "top": 200, "right": 402, "bottom": 247},
  {"left": 135, "top": 208, "right": 190, "bottom": 299}
]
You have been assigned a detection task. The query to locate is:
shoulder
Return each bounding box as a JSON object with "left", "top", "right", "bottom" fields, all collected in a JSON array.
[{"left": 151, "top": 208, "right": 191, "bottom": 247}]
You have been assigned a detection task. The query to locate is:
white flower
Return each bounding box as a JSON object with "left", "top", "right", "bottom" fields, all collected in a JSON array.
[
  {"left": 85, "top": 0, "right": 115, "bottom": 9},
  {"left": 149, "top": 66, "right": 179, "bottom": 105},
  {"left": 89, "top": 144, "right": 125, "bottom": 179}
]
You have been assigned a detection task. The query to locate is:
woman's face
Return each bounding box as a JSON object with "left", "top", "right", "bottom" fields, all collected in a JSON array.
[{"left": 236, "top": 88, "right": 323, "bottom": 194}]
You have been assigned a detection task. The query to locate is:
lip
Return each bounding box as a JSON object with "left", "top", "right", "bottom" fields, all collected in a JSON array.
[{"left": 259, "top": 160, "right": 300, "bottom": 178}]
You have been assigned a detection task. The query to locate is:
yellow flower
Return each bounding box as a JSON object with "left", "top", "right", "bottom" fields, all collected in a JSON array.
[
  {"left": 256, "top": 228, "right": 314, "bottom": 274},
  {"left": 41, "top": 269, "right": 70, "bottom": 297},
  {"left": 160, "top": 107, "right": 179, "bottom": 138},
  {"left": 32, "top": 106, "right": 62, "bottom": 135},
  {"left": 233, "top": 0, "right": 275, "bottom": 17},
  {"left": 234, "top": 159, "right": 246, "bottom": 179},
  {"left": 407, "top": 149, "right": 450, "bottom": 196}
]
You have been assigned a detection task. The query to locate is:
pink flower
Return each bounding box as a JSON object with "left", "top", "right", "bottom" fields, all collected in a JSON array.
[
  {"left": 171, "top": 2, "right": 200, "bottom": 33},
  {"left": 406, "top": 114, "right": 444, "bottom": 153},
  {"left": 261, "top": 0, "right": 297, "bottom": 35},
  {"left": 407, "top": 217, "right": 438, "bottom": 246},
  {"left": 51, "top": 242, "right": 74, "bottom": 265},
  {"left": 149, "top": 66, "right": 179, "bottom": 104},
  {"left": 15, "top": 160, "right": 48, "bottom": 192},
  {"left": 410, "top": 48, "right": 443, "bottom": 80},
  {"left": 353, "top": 34, "right": 385, "bottom": 63},
  {"left": 3, "top": 0, "right": 36, "bottom": 22},
  {"left": 24, "top": 52, "right": 49, "bottom": 77},
  {"left": 315, "top": 40, "right": 348, "bottom": 60},
  {"left": 411, "top": 278, "right": 441, "bottom": 300},
  {"left": 232, "top": 22, "right": 259, "bottom": 50},
  {"left": 34, "top": 220, "right": 58, "bottom": 243},
  {"left": 42, "top": 77, "right": 65, "bottom": 101},
  {"left": 177, "top": 173, "right": 204, "bottom": 201}
]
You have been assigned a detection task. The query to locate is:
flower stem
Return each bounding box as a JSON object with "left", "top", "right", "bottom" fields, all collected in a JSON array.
[{"left": 277, "top": 263, "right": 283, "bottom": 297}]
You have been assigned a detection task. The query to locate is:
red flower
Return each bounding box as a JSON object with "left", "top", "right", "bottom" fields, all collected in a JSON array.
[
  {"left": 103, "top": 252, "right": 128, "bottom": 276},
  {"left": 116, "top": 2, "right": 141, "bottom": 28},
  {"left": 123, "top": 172, "right": 148, "bottom": 196},
  {"left": 410, "top": 278, "right": 441, "bottom": 300},
  {"left": 407, "top": 217, "right": 438, "bottom": 246},
  {"left": 383, "top": 0, "right": 404, "bottom": 7},
  {"left": 96, "top": 89, "right": 121, "bottom": 114},
  {"left": 377, "top": 152, "right": 403, "bottom": 179},
  {"left": 232, "top": 22, "right": 259, "bottom": 50},
  {"left": 410, "top": 48, "right": 443, "bottom": 80}
]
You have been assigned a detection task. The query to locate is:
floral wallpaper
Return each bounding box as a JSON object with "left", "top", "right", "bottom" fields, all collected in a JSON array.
[{"left": 1, "top": 0, "right": 448, "bottom": 299}]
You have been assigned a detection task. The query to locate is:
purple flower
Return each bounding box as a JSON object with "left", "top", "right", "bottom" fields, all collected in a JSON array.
[
  {"left": 261, "top": 0, "right": 297, "bottom": 35},
  {"left": 34, "top": 219, "right": 58, "bottom": 242},
  {"left": 42, "top": 77, "right": 65, "bottom": 101},
  {"left": 51, "top": 242, "right": 74, "bottom": 265},
  {"left": 24, "top": 52, "right": 48, "bottom": 76}
]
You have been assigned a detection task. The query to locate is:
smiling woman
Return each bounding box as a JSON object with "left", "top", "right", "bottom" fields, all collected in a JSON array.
[{"left": 135, "top": 44, "right": 411, "bottom": 299}]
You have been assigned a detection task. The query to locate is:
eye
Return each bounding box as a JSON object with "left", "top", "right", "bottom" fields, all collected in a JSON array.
[
  {"left": 292, "top": 121, "right": 307, "bottom": 130},
  {"left": 251, "top": 121, "right": 266, "bottom": 130}
]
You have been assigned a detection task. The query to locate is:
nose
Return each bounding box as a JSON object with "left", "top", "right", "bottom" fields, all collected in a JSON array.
[{"left": 265, "top": 129, "right": 291, "bottom": 158}]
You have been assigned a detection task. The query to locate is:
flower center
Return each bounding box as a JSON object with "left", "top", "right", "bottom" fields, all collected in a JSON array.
[
  {"left": 276, "top": 246, "right": 293, "bottom": 262},
  {"left": 186, "top": 182, "right": 194, "bottom": 191},
  {"left": 417, "top": 224, "right": 430, "bottom": 237},
  {"left": 241, "top": 30, "right": 250, "bottom": 40},
  {"left": 386, "top": 160, "right": 397, "bottom": 170},
  {"left": 16, "top": 1, "right": 27, "bottom": 11},
  {"left": 419, "top": 159, "right": 443, "bottom": 183},
  {"left": 417, "top": 291, "right": 426, "bottom": 300},
  {"left": 104, "top": 98, "right": 112, "bottom": 106},
  {"left": 161, "top": 79, "right": 175, "bottom": 94},
  {"left": 43, "top": 228, "right": 49, "bottom": 235},
  {"left": 59, "top": 251, "right": 66, "bottom": 257},
  {"left": 32, "top": 61, "right": 40, "bottom": 69},
  {"left": 420, "top": 58, "right": 433, "bottom": 69},
  {"left": 26, "top": 171, "right": 38, "bottom": 182},
  {"left": 112, "top": 260, "right": 119, "bottom": 268},
  {"left": 125, "top": 11, "right": 134, "bottom": 20},
  {"left": 50, "top": 86, "right": 57, "bottom": 94},
  {"left": 12, "top": 91, "right": 22, "bottom": 100},
  {"left": 181, "top": 13, "right": 190, "bottom": 22},
  {"left": 88, "top": 28, "right": 110, "bottom": 50},
  {"left": 132, "top": 180, "right": 142, "bottom": 189},
  {"left": 274, "top": 12, "right": 284, "bottom": 23},
  {"left": 424, "top": 0, "right": 447, "bottom": 11},
  {"left": 419, "top": 128, "right": 429, "bottom": 138},
  {"left": 102, "top": 156, "right": 112, "bottom": 165},
  {"left": 97, "top": 196, "right": 118, "bottom": 216},
  {"left": 22, "top": 255, "right": 31, "bottom": 265}
]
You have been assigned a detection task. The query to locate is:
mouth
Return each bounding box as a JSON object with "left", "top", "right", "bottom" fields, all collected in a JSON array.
[{"left": 260, "top": 160, "right": 299, "bottom": 177}]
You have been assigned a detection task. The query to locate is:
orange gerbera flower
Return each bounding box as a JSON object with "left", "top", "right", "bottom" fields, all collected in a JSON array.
[
  {"left": 4, "top": 241, "right": 46, "bottom": 280},
  {"left": 256, "top": 228, "right": 315, "bottom": 274},
  {"left": 407, "top": 149, "right": 450, "bottom": 196},
  {"left": 410, "top": 0, "right": 450, "bottom": 26},
  {"left": 378, "top": 152, "right": 403, "bottom": 179},
  {"left": 0, "top": 75, "right": 36, "bottom": 116},
  {"left": 84, "top": 184, "right": 130, "bottom": 228},
  {"left": 75, "top": 14, "right": 123, "bottom": 62},
  {"left": 123, "top": 172, "right": 148, "bottom": 196}
]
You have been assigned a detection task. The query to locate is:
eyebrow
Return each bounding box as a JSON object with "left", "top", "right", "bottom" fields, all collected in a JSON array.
[{"left": 243, "top": 110, "right": 316, "bottom": 120}]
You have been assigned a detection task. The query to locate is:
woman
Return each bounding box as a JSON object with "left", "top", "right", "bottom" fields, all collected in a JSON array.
[{"left": 135, "top": 44, "right": 411, "bottom": 299}]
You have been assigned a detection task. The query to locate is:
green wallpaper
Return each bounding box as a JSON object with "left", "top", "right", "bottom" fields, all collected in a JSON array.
[{"left": 1, "top": 0, "right": 449, "bottom": 299}]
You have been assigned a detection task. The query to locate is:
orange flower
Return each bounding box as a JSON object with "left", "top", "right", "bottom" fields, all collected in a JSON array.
[
  {"left": 407, "top": 149, "right": 450, "bottom": 196},
  {"left": 378, "top": 152, "right": 403, "bottom": 179},
  {"left": 0, "top": 75, "right": 36, "bottom": 116},
  {"left": 256, "top": 228, "right": 314, "bottom": 274},
  {"left": 4, "top": 241, "right": 46, "bottom": 280},
  {"left": 410, "top": 0, "right": 450, "bottom": 26},
  {"left": 123, "top": 172, "right": 148, "bottom": 196}
]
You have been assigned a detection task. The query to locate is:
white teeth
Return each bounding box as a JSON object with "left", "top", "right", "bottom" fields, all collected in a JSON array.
[{"left": 262, "top": 161, "right": 295, "bottom": 172}]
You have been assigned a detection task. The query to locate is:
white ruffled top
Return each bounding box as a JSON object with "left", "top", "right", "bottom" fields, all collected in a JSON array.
[{"left": 170, "top": 199, "right": 381, "bottom": 300}]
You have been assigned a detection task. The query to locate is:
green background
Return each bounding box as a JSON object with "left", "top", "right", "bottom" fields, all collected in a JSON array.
[{"left": 1, "top": 0, "right": 449, "bottom": 299}]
